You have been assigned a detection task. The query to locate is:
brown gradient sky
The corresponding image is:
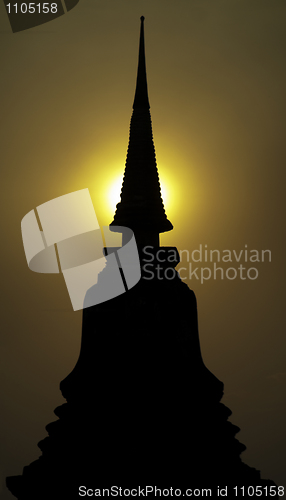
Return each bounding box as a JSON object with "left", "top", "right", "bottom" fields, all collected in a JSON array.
[{"left": 0, "top": 0, "right": 286, "bottom": 496}]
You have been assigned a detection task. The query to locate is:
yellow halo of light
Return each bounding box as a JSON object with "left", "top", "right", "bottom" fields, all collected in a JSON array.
[
  {"left": 160, "top": 181, "right": 168, "bottom": 209},
  {"left": 108, "top": 174, "right": 123, "bottom": 214}
]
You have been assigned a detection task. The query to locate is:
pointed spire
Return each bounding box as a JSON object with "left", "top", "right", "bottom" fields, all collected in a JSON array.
[
  {"left": 110, "top": 17, "right": 173, "bottom": 246},
  {"left": 133, "top": 16, "right": 150, "bottom": 110}
]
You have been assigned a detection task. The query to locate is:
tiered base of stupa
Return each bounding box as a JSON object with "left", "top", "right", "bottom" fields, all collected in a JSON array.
[{"left": 7, "top": 249, "right": 276, "bottom": 498}]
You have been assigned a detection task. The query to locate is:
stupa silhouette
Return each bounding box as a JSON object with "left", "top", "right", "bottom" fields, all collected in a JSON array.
[{"left": 7, "top": 17, "right": 276, "bottom": 499}]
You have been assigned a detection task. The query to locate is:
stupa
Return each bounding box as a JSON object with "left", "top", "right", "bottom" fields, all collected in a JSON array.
[{"left": 7, "top": 17, "right": 276, "bottom": 499}]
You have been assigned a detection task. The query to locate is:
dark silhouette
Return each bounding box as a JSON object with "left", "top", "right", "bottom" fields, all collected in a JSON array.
[
  {"left": 110, "top": 16, "right": 172, "bottom": 248},
  {"left": 6, "top": 17, "right": 276, "bottom": 498}
]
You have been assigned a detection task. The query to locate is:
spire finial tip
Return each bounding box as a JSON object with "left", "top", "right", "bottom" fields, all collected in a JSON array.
[{"left": 140, "top": 16, "right": 145, "bottom": 22}]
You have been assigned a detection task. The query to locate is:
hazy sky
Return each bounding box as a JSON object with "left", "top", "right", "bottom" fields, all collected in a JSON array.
[{"left": 0, "top": 0, "right": 286, "bottom": 497}]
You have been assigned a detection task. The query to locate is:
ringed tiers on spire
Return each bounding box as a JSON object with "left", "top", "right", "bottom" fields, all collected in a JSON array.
[{"left": 109, "top": 16, "right": 173, "bottom": 245}]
